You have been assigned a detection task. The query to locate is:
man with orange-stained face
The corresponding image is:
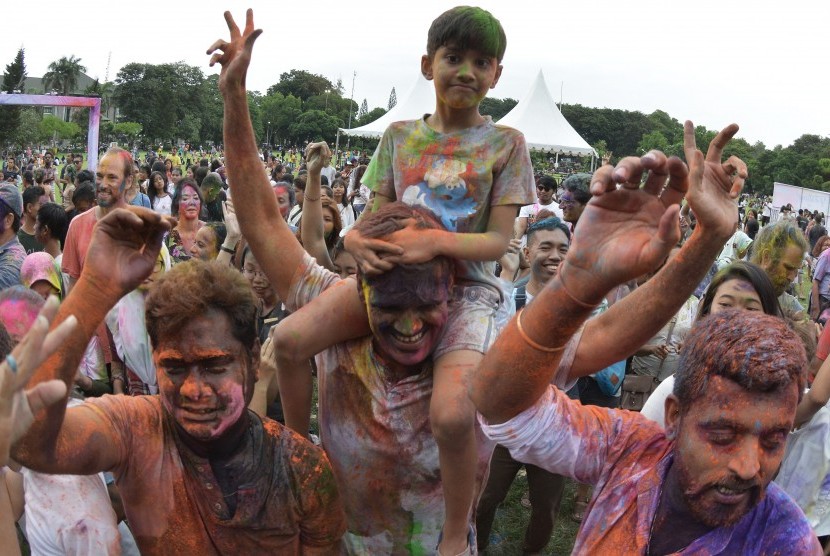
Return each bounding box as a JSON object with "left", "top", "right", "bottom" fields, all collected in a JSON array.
[{"left": 14, "top": 245, "right": 346, "bottom": 554}]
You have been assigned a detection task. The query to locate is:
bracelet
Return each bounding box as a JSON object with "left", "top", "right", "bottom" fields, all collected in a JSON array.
[
  {"left": 557, "top": 262, "right": 603, "bottom": 309},
  {"left": 304, "top": 195, "right": 321, "bottom": 202},
  {"left": 516, "top": 308, "right": 565, "bottom": 353},
  {"left": 220, "top": 245, "right": 236, "bottom": 254}
]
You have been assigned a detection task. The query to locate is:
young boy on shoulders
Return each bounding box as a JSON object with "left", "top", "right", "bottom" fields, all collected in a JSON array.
[{"left": 312, "top": 7, "right": 535, "bottom": 554}]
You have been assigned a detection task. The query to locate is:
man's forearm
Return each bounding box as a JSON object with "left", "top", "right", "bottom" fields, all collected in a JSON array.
[
  {"left": 472, "top": 268, "right": 600, "bottom": 424},
  {"left": 571, "top": 226, "right": 726, "bottom": 378},
  {"left": 16, "top": 274, "right": 119, "bottom": 464}
]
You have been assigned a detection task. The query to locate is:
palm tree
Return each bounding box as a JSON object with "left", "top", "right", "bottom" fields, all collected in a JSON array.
[
  {"left": 42, "top": 55, "right": 86, "bottom": 95},
  {"left": 84, "top": 79, "right": 115, "bottom": 120}
]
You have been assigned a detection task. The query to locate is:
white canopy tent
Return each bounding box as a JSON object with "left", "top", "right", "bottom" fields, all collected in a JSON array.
[
  {"left": 498, "top": 70, "right": 596, "bottom": 165},
  {"left": 338, "top": 75, "right": 435, "bottom": 140}
]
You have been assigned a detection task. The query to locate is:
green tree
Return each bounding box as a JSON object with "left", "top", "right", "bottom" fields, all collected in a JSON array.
[
  {"left": 114, "top": 122, "right": 142, "bottom": 144},
  {"left": 0, "top": 47, "right": 26, "bottom": 144},
  {"left": 261, "top": 92, "right": 303, "bottom": 146},
  {"left": 42, "top": 55, "right": 86, "bottom": 95},
  {"left": 479, "top": 97, "right": 517, "bottom": 121},
  {"left": 356, "top": 107, "right": 387, "bottom": 127},
  {"left": 84, "top": 79, "right": 116, "bottom": 120},
  {"left": 288, "top": 110, "right": 340, "bottom": 143},
  {"left": 388, "top": 87, "right": 397, "bottom": 110},
  {"left": 358, "top": 99, "right": 368, "bottom": 120},
  {"left": 114, "top": 62, "right": 206, "bottom": 142},
  {"left": 267, "top": 70, "right": 335, "bottom": 102},
  {"left": 638, "top": 130, "right": 669, "bottom": 154},
  {"left": 39, "top": 115, "right": 80, "bottom": 145}
]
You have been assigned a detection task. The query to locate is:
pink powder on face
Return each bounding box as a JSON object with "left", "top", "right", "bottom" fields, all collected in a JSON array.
[{"left": 0, "top": 299, "right": 39, "bottom": 341}]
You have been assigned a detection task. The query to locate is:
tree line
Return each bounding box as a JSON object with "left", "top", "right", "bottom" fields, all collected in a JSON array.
[{"left": 2, "top": 48, "right": 829, "bottom": 196}]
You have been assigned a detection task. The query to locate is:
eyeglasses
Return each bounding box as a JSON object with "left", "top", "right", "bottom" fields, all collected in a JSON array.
[
  {"left": 243, "top": 267, "right": 267, "bottom": 279},
  {"left": 536, "top": 185, "right": 553, "bottom": 191}
]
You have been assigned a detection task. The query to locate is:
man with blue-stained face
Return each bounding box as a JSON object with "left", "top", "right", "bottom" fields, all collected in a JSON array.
[{"left": 62, "top": 147, "right": 133, "bottom": 292}]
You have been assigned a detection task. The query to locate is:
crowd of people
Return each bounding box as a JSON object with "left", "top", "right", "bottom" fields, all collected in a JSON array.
[{"left": 0, "top": 5, "right": 828, "bottom": 555}]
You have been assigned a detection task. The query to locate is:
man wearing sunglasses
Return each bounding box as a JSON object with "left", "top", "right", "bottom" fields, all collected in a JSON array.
[{"left": 515, "top": 175, "right": 563, "bottom": 240}]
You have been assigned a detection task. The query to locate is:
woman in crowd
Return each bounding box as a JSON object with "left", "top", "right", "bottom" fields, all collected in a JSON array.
[
  {"left": 641, "top": 261, "right": 781, "bottom": 425},
  {"left": 126, "top": 166, "right": 151, "bottom": 208},
  {"left": 241, "top": 245, "right": 288, "bottom": 423},
  {"left": 332, "top": 177, "right": 355, "bottom": 229},
  {"left": 147, "top": 171, "right": 172, "bottom": 215},
  {"left": 348, "top": 164, "right": 369, "bottom": 216},
  {"left": 164, "top": 158, "right": 174, "bottom": 184},
  {"left": 166, "top": 179, "right": 205, "bottom": 264},
  {"left": 188, "top": 222, "right": 227, "bottom": 262}
]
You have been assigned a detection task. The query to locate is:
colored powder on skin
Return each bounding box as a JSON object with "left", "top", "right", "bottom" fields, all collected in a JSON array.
[{"left": 0, "top": 299, "right": 40, "bottom": 340}]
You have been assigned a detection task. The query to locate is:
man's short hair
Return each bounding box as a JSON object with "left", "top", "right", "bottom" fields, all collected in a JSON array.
[
  {"left": 427, "top": 6, "right": 507, "bottom": 62},
  {"left": 76, "top": 169, "right": 94, "bottom": 184},
  {"left": 194, "top": 166, "right": 209, "bottom": 187},
  {"left": 73, "top": 181, "right": 96, "bottom": 205},
  {"left": 146, "top": 260, "right": 258, "bottom": 357},
  {"left": 104, "top": 147, "right": 135, "bottom": 181},
  {"left": 750, "top": 220, "right": 808, "bottom": 267},
  {"left": 537, "top": 175, "right": 557, "bottom": 190},
  {"left": 353, "top": 202, "right": 454, "bottom": 301},
  {"left": 22, "top": 186, "right": 45, "bottom": 212},
  {"left": 561, "top": 173, "right": 593, "bottom": 205},
  {"left": 22, "top": 170, "right": 33, "bottom": 184},
  {"left": 37, "top": 203, "right": 68, "bottom": 246},
  {"left": 674, "top": 309, "right": 806, "bottom": 412},
  {"left": 527, "top": 216, "right": 570, "bottom": 246}
]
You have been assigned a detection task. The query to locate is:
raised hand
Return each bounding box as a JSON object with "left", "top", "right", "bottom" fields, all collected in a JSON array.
[
  {"left": 305, "top": 142, "right": 331, "bottom": 175},
  {"left": 562, "top": 152, "right": 689, "bottom": 301},
  {"left": 83, "top": 207, "right": 173, "bottom": 297},
  {"left": 344, "top": 228, "right": 404, "bottom": 275},
  {"left": 207, "top": 9, "right": 263, "bottom": 94},
  {"left": 0, "top": 297, "right": 76, "bottom": 466},
  {"left": 222, "top": 198, "right": 241, "bottom": 243},
  {"left": 683, "top": 121, "right": 746, "bottom": 238}
]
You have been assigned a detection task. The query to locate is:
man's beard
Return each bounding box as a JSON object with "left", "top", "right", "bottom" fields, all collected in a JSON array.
[{"left": 675, "top": 453, "right": 764, "bottom": 528}]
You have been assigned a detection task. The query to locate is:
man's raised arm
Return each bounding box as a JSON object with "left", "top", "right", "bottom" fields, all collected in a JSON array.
[
  {"left": 209, "top": 9, "right": 306, "bottom": 302},
  {"left": 473, "top": 154, "right": 685, "bottom": 424},
  {"left": 569, "top": 122, "right": 746, "bottom": 379},
  {"left": 14, "top": 208, "right": 170, "bottom": 473}
]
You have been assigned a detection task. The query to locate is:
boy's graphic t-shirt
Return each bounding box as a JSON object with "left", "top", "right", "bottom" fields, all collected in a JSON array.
[{"left": 363, "top": 116, "right": 535, "bottom": 291}]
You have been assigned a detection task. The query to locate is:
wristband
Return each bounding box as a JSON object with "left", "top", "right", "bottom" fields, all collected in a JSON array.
[
  {"left": 516, "top": 308, "right": 565, "bottom": 353},
  {"left": 220, "top": 245, "right": 236, "bottom": 254}
]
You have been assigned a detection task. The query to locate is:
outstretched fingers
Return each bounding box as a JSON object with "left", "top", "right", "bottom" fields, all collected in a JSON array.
[
  {"left": 683, "top": 120, "right": 704, "bottom": 185},
  {"left": 613, "top": 157, "right": 646, "bottom": 190},
  {"left": 590, "top": 165, "right": 617, "bottom": 196},
  {"left": 705, "top": 123, "right": 739, "bottom": 163},
  {"left": 641, "top": 151, "right": 669, "bottom": 196},
  {"left": 660, "top": 156, "right": 690, "bottom": 208},
  {"left": 723, "top": 155, "right": 748, "bottom": 198}
]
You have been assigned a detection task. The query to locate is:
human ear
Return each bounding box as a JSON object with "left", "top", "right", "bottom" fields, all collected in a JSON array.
[
  {"left": 664, "top": 394, "right": 681, "bottom": 440},
  {"left": 490, "top": 64, "right": 503, "bottom": 89},
  {"left": 421, "top": 55, "right": 434, "bottom": 80}
]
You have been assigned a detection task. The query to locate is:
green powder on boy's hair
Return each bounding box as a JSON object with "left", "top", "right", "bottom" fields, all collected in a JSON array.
[{"left": 427, "top": 6, "right": 507, "bottom": 62}]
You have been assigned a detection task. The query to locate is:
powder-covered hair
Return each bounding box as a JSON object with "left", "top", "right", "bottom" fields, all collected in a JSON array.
[
  {"left": 103, "top": 146, "right": 135, "bottom": 181},
  {"left": 427, "top": 6, "right": 507, "bottom": 62},
  {"left": 145, "top": 260, "right": 257, "bottom": 355},
  {"left": 674, "top": 309, "right": 806, "bottom": 411},
  {"left": 561, "top": 173, "right": 593, "bottom": 205},
  {"left": 527, "top": 215, "right": 570, "bottom": 245},
  {"left": 750, "top": 220, "right": 808, "bottom": 268},
  {"left": 353, "top": 202, "right": 454, "bottom": 299}
]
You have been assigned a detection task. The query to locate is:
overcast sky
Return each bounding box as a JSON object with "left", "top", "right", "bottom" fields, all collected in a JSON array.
[{"left": 3, "top": 0, "right": 828, "bottom": 148}]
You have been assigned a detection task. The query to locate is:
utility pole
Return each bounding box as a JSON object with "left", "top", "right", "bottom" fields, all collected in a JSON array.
[{"left": 346, "top": 71, "right": 356, "bottom": 149}]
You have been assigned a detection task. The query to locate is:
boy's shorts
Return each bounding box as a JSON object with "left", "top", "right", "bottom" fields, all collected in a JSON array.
[{"left": 433, "top": 284, "right": 504, "bottom": 360}]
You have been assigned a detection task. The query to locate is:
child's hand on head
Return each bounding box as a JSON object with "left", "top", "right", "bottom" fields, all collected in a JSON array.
[
  {"left": 343, "top": 228, "right": 404, "bottom": 276},
  {"left": 382, "top": 220, "right": 441, "bottom": 266}
]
